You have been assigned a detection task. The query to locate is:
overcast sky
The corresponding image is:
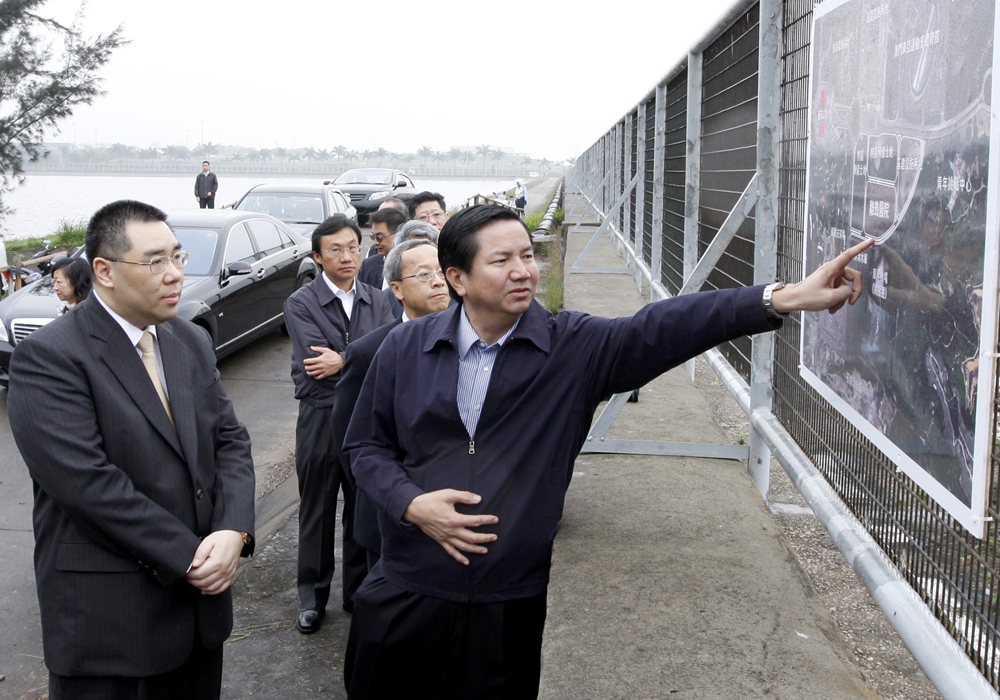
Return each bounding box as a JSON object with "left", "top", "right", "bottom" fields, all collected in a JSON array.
[{"left": 43, "top": 0, "right": 736, "bottom": 161}]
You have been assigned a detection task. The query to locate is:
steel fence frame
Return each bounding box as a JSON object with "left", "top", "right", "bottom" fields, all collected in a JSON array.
[{"left": 568, "top": 0, "right": 1000, "bottom": 697}]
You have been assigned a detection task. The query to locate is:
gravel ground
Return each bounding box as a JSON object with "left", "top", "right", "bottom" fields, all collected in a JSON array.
[
  {"left": 692, "top": 357, "right": 943, "bottom": 700},
  {"left": 257, "top": 453, "right": 295, "bottom": 500}
]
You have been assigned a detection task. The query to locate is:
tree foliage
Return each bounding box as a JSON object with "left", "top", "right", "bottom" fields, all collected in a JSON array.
[{"left": 0, "top": 0, "right": 125, "bottom": 222}]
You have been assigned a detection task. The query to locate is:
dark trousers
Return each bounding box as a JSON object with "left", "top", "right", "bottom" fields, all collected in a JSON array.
[
  {"left": 344, "top": 572, "right": 547, "bottom": 700},
  {"left": 49, "top": 637, "right": 223, "bottom": 700},
  {"left": 296, "top": 401, "right": 367, "bottom": 611},
  {"left": 198, "top": 195, "right": 215, "bottom": 209}
]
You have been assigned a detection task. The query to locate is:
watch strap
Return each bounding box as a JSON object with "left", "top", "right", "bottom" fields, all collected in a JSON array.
[{"left": 762, "top": 282, "right": 789, "bottom": 319}]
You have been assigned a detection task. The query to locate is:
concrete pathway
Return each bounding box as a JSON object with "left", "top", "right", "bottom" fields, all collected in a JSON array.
[{"left": 524, "top": 177, "right": 560, "bottom": 217}]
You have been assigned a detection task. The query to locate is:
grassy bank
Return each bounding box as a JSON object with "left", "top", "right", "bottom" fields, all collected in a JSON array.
[
  {"left": 4, "top": 219, "right": 86, "bottom": 253},
  {"left": 538, "top": 232, "right": 564, "bottom": 314}
]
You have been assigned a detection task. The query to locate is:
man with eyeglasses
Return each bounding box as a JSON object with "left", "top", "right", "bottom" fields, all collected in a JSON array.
[
  {"left": 283, "top": 213, "right": 394, "bottom": 633},
  {"left": 342, "top": 204, "right": 874, "bottom": 698},
  {"left": 332, "top": 239, "right": 450, "bottom": 584},
  {"left": 358, "top": 207, "right": 407, "bottom": 290},
  {"left": 364, "top": 199, "right": 410, "bottom": 259},
  {"left": 8, "top": 199, "right": 256, "bottom": 699},
  {"left": 409, "top": 191, "right": 450, "bottom": 231}
]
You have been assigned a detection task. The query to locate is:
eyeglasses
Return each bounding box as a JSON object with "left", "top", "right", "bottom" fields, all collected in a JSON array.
[
  {"left": 369, "top": 233, "right": 393, "bottom": 242},
  {"left": 415, "top": 211, "right": 447, "bottom": 222},
  {"left": 400, "top": 269, "right": 446, "bottom": 283},
  {"left": 106, "top": 251, "right": 190, "bottom": 273},
  {"left": 323, "top": 245, "right": 362, "bottom": 256}
]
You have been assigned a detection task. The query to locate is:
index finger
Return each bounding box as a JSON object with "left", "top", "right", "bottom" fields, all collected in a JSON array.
[{"left": 838, "top": 237, "right": 874, "bottom": 263}]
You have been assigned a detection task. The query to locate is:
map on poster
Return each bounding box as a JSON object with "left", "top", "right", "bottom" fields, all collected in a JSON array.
[{"left": 803, "top": 0, "right": 1000, "bottom": 535}]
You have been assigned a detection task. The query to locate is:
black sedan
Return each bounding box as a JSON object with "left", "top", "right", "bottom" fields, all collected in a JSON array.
[
  {"left": 232, "top": 181, "right": 357, "bottom": 236},
  {"left": 0, "top": 210, "right": 317, "bottom": 386},
  {"left": 328, "top": 168, "right": 415, "bottom": 225}
]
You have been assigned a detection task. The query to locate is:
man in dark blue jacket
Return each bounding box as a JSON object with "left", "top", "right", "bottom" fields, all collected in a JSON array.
[
  {"left": 342, "top": 205, "right": 872, "bottom": 698},
  {"left": 284, "top": 214, "right": 394, "bottom": 633}
]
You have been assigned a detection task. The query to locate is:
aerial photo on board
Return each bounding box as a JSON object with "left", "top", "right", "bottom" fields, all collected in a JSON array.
[{"left": 802, "top": 0, "right": 996, "bottom": 510}]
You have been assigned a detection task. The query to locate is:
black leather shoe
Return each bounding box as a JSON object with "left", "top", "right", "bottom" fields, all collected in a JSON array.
[
  {"left": 296, "top": 608, "right": 324, "bottom": 634},
  {"left": 342, "top": 600, "right": 354, "bottom": 614}
]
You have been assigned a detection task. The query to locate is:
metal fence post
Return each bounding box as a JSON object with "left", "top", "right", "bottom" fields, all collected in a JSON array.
[
  {"left": 684, "top": 52, "right": 704, "bottom": 377},
  {"left": 623, "top": 113, "right": 634, "bottom": 263},
  {"left": 603, "top": 134, "right": 610, "bottom": 215},
  {"left": 615, "top": 121, "right": 624, "bottom": 244},
  {"left": 651, "top": 83, "right": 667, "bottom": 300},
  {"left": 747, "top": 0, "right": 782, "bottom": 499},
  {"left": 635, "top": 101, "right": 648, "bottom": 290}
]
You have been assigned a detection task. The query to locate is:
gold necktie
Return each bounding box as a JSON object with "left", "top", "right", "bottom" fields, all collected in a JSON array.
[{"left": 137, "top": 331, "right": 174, "bottom": 425}]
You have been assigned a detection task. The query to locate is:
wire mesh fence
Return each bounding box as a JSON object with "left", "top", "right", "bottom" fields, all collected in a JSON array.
[{"left": 570, "top": 0, "right": 1000, "bottom": 691}]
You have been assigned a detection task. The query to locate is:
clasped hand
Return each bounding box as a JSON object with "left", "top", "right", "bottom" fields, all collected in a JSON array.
[
  {"left": 185, "top": 530, "right": 244, "bottom": 595},
  {"left": 404, "top": 489, "right": 499, "bottom": 566}
]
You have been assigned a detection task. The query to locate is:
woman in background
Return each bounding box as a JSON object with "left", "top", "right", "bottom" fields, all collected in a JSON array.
[{"left": 51, "top": 256, "right": 92, "bottom": 314}]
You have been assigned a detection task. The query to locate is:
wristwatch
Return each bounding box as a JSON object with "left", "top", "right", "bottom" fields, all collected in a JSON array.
[
  {"left": 240, "top": 532, "right": 251, "bottom": 545},
  {"left": 762, "top": 282, "right": 789, "bottom": 319}
]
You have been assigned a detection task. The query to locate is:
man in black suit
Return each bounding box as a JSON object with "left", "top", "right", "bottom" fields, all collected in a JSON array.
[
  {"left": 195, "top": 161, "right": 218, "bottom": 209},
  {"left": 332, "top": 238, "right": 451, "bottom": 571},
  {"left": 357, "top": 207, "right": 407, "bottom": 288},
  {"left": 8, "top": 199, "right": 256, "bottom": 700},
  {"left": 283, "top": 214, "right": 394, "bottom": 632}
]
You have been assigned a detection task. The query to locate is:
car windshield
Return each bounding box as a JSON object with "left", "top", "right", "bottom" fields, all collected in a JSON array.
[
  {"left": 172, "top": 228, "right": 219, "bottom": 276},
  {"left": 334, "top": 169, "right": 392, "bottom": 185},
  {"left": 236, "top": 193, "right": 325, "bottom": 224}
]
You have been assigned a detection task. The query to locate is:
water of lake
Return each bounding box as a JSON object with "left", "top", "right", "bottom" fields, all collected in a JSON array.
[{"left": 1, "top": 174, "right": 518, "bottom": 240}]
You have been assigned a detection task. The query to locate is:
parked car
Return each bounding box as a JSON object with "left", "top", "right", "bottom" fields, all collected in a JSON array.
[
  {"left": 0, "top": 210, "right": 317, "bottom": 387},
  {"left": 232, "top": 182, "right": 356, "bottom": 236},
  {"left": 327, "top": 168, "right": 415, "bottom": 225}
]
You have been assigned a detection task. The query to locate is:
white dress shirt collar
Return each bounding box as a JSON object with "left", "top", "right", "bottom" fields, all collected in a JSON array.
[
  {"left": 322, "top": 274, "right": 357, "bottom": 319},
  {"left": 94, "top": 290, "right": 159, "bottom": 347}
]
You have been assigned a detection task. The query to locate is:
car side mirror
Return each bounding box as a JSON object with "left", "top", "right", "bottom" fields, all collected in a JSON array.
[
  {"left": 395, "top": 181, "right": 406, "bottom": 188},
  {"left": 225, "top": 261, "right": 253, "bottom": 279},
  {"left": 323, "top": 180, "right": 332, "bottom": 185}
]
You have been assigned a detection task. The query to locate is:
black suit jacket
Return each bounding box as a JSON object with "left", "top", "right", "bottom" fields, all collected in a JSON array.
[
  {"left": 331, "top": 318, "right": 402, "bottom": 553},
  {"left": 385, "top": 286, "right": 403, "bottom": 319},
  {"left": 358, "top": 257, "right": 404, "bottom": 318},
  {"left": 7, "top": 296, "right": 255, "bottom": 677},
  {"left": 195, "top": 171, "right": 218, "bottom": 198},
  {"left": 357, "top": 254, "right": 385, "bottom": 289}
]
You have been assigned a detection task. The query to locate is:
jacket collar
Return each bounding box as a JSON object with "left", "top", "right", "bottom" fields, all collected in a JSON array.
[
  {"left": 312, "top": 273, "right": 372, "bottom": 307},
  {"left": 423, "top": 299, "right": 551, "bottom": 354}
]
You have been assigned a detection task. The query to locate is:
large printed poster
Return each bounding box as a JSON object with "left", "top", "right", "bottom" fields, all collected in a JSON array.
[{"left": 803, "top": 0, "right": 1000, "bottom": 536}]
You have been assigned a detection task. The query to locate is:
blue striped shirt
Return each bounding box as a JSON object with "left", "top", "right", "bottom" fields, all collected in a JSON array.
[{"left": 456, "top": 307, "right": 519, "bottom": 438}]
